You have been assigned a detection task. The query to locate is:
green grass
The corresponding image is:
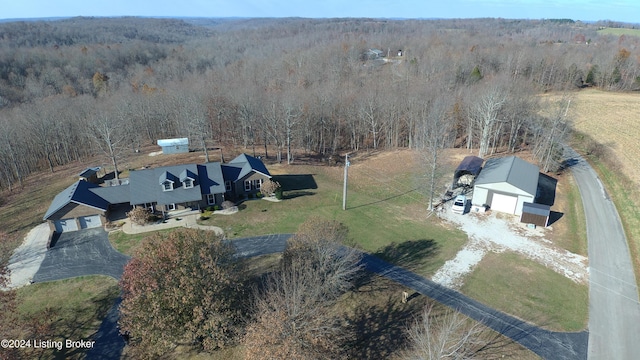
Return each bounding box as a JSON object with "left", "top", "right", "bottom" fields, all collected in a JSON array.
[
  {"left": 555, "top": 175, "right": 588, "bottom": 256},
  {"left": 597, "top": 27, "right": 640, "bottom": 37},
  {"left": 109, "top": 228, "right": 176, "bottom": 255},
  {"left": 200, "top": 165, "right": 468, "bottom": 277},
  {"left": 461, "top": 252, "right": 589, "bottom": 332},
  {"left": 15, "top": 276, "right": 120, "bottom": 359}
]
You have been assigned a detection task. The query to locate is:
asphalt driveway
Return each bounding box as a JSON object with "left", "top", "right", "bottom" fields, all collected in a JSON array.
[{"left": 33, "top": 228, "right": 130, "bottom": 283}]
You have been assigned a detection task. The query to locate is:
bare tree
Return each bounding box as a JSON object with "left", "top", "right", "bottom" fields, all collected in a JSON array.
[
  {"left": 402, "top": 304, "right": 486, "bottom": 360},
  {"left": 468, "top": 85, "right": 507, "bottom": 158},
  {"left": 88, "top": 107, "right": 128, "bottom": 180},
  {"left": 243, "top": 218, "right": 362, "bottom": 359}
]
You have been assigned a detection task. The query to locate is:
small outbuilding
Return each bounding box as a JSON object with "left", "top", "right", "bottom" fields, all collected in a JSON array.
[
  {"left": 453, "top": 155, "right": 484, "bottom": 189},
  {"left": 472, "top": 156, "right": 539, "bottom": 216},
  {"left": 78, "top": 167, "right": 101, "bottom": 183},
  {"left": 157, "top": 138, "right": 189, "bottom": 154},
  {"left": 520, "top": 202, "right": 551, "bottom": 227}
]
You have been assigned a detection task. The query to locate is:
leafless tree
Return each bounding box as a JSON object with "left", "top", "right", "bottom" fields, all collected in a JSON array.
[{"left": 87, "top": 107, "right": 128, "bottom": 180}]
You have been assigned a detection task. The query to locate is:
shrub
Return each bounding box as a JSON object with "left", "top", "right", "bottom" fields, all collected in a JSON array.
[
  {"left": 127, "top": 207, "right": 154, "bottom": 226},
  {"left": 275, "top": 188, "right": 283, "bottom": 200},
  {"left": 261, "top": 179, "right": 281, "bottom": 196},
  {"left": 213, "top": 205, "right": 221, "bottom": 211},
  {"left": 206, "top": 206, "right": 215, "bottom": 212},
  {"left": 256, "top": 192, "right": 263, "bottom": 198}
]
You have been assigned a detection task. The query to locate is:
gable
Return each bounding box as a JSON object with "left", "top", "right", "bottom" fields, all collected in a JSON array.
[{"left": 44, "top": 180, "right": 109, "bottom": 220}]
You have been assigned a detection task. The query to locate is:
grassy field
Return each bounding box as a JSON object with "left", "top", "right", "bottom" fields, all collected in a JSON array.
[
  {"left": 597, "top": 27, "right": 640, "bottom": 37},
  {"left": 567, "top": 89, "right": 640, "bottom": 289},
  {"left": 461, "top": 252, "right": 589, "bottom": 332},
  {"left": 15, "top": 276, "right": 119, "bottom": 359}
]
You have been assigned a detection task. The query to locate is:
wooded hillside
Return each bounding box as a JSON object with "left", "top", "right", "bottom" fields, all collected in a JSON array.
[{"left": 1, "top": 17, "right": 639, "bottom": 190}]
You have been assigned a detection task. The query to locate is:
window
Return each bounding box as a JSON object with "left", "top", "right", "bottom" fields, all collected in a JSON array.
[
  {"left": 183, "top": 178, "right": 193, "bottom": 189},
  {"left": 207, "top": 194, "right": 216, "bottom": 205},
  {"left": 244, "top": 180, "right": 251, "bottom": 192},
  {"left": 254, "top": 179, "right": 263, "bottom": 190},
  {"left": 162, "top": 181, "right": 173, "bottom": 191},
  {"left": 225, "top": 181, "right": 232, "bottom": 192},
  {"left": 165, "top": 203, "right": 176, "bottom": 211}
]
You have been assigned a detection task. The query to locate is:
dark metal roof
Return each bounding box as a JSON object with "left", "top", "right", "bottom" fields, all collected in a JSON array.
[
  {"left": 227, "top": 153, "right": 271, "bottom": 180},
  {"left": 474, "top": 156, "right": 539, "bottom": 196},
  {"left": 43, "top": 180, "right": 109, "bottom": 220},
  {"left": 522, "top": 202, "right": 551, "bottom": 216},
  {"left": 455, "top": 156, "right": 484, "bottom": 176}
]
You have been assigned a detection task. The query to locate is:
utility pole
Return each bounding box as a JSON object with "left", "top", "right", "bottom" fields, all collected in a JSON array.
[{"left": 342, "top": 153, "right": 350, "bottom": 210}]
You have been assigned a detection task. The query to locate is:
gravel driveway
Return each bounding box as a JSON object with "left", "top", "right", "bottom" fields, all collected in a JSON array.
[{"left": 435, "top": 204, "right": 588, "bottom": 288}]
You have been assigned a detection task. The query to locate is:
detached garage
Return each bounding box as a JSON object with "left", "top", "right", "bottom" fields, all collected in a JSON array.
[
  {"left": 44, "top": 180, "right": 109, "bottom": 233},
  {"left": 471, "top": 156, "right": 539, "bottom": 216}
]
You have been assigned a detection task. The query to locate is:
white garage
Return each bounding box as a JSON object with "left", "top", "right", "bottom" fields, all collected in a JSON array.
[
  {"left": 54, "top": 218, "right": 79, "bottom": 233},
  {"left": 471, "top": 156, "right": 539, "bottom": 216}
]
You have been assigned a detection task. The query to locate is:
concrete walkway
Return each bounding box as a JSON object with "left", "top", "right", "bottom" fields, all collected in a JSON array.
[{"left": 119, "top": 213, "right": 224, "bottom": 236}]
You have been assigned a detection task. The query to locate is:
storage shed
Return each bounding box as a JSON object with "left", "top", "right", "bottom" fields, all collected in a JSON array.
[
  {"left": 471, "top": 156, "right": 539, "bottom": 216},
  {"left": 452, "top": 156, "right": 484, "bottom": 189},
  {"left": 78, "top": 167, "right": 101, "bottom": 183},
  {"left": 520, "top": 202, "right": 551, "bottom": 227},
  {"left": 157, "top": 138, "right": 189, "bottom": 154}
]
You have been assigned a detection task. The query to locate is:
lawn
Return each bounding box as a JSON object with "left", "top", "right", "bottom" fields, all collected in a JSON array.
[
  {"left": 597, "top": 27, "right": 640, "bottom": 37},
  {"left": 461, "top": 251, "right": 589, "bottom": 332},
  {"left": 15, "top": 276, "right": 120, "bottom": 359}
]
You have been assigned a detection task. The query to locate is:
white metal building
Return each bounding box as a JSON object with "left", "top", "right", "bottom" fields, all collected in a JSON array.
[
  {"left": 471, "top": 156, "right": 539, "bottom": 216},
  {"left": 157, "top": 138, "right": 189, "bottom": 154}
]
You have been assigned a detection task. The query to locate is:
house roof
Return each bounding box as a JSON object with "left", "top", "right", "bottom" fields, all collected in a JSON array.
[
  {"left": 474, "top": 156, "right": 539, "bottom": 196},
  {"left": 129, "top": 164, "right": 205, "bottom": 206},
  {"left": 43, "top": 180, "right": 110, "bottom": 220},
  {"left": 78, "top": 167, "right": 101, "bottom": 178},
  {"left": 197, "top": 163, "right": 226, "bottom": 195},
  {"left": 157, "top": 138, "right": 188, "bottom": 147},
  {"left": 226, "top": 153, "right": 272, "bottom": 181},
  {"left": 90, "top": 184, "right": 130, "bottom": 204},
  {"left": 455, "top": 156, "right": 484, "bottom": 176}
]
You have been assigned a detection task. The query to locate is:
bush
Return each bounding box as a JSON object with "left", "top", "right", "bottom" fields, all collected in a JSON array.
[
  {"left": 127, "top": 207, "right": 154, "bottom": 226},
  {"left": 275, "top": 188, "right": 283, "bottom": 200},
  {"left": 256, "top": 192, "right": 263, "bottom": 198},
  {"left": 261, "top": 179, "right": 281, "bottom": 196},
  {"left": 213, "top": 205, "right": 221, "bottom": 211},
  {"left": 206, "top": 206, "right": 215, "bottom": 212}
]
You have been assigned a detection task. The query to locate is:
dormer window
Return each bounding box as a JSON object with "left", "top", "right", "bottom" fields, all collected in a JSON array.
[
  {"left": 183, "top": 178, "right": 193, "bottom": 189},
  {"left": 162, "top": 180, "right": 174, "bottom": 191}
]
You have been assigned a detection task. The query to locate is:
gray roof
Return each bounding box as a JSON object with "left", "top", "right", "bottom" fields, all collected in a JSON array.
[
  {"left": 474, "top": 156, "right": 539, "bottom": 196},
  {"left": 129, "top": 164, "right": 204, "bottom": 206},
  {"left": 197, "top": 163, "right": 226, "bottom": 195},
  {"left": 522, "top": 202, "right": 551, "bottom": 216},
  {"left": 90, "top": 184, "right": 130, "bottom": 204},
  {"left": 43, "top": 180, "right": 109, "bottom": 220}
]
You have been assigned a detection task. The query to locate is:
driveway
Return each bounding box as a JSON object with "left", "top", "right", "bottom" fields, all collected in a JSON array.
[
  {"left": 564, "top": 147, "right": 640, "bottom": 359},
  {"left": 33, "top": 228, "right": 130, "bottom": 282}
]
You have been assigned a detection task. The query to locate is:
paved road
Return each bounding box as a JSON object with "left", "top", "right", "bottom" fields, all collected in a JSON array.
[
  {"left": 233, "top": 234, "right": 586, "bottom": 359},
  {"left": 33, "top": 228, "right": 130, "bottom": 282},
  {"left": 564, "top": 147, "right": 640, "bottom": 359}
]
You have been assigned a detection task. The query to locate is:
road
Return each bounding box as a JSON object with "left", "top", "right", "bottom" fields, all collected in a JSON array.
[{"left": 564, "top": 147, "right": 640, "bottom": 359}]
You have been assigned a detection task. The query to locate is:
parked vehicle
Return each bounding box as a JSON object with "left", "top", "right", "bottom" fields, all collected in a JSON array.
[{"left": 452, "top": 194, "right": 467, "bottom": 214}]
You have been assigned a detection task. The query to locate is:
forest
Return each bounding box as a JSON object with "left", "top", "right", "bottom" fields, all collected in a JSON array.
[{"left": 1, "top": 16, "right": 639, "bottom": 191}]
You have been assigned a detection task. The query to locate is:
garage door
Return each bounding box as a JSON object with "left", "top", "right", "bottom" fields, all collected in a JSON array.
[
  {"left": 490, "top": 193, "right": 518, "bottom": 214},
  {"left": 79, "top": 215, "right": 102, "bottom": 229},
  {"left": 54, "top": 218, "right": 79, "bottom": 233}
]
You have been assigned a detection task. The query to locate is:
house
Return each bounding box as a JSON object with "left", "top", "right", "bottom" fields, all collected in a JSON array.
[
  {"left": 471, "top": 156, "right": 539, "bottom": 216},
  {"left": 221, "top": 153, "right": 272, "bottom": 198},
  {"left": 43, "top": 153, "right": 272, "bottom": 232},
  {"left": 157, "top": 137, "right": 189, "bottom": 154}
]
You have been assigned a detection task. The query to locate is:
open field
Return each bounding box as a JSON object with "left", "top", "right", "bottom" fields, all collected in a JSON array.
[
  {"left": 597, "top": 27, "right": 640, "bottom": 37},
  {"left": 568, "top": 89, "right": 640, "bottom": 289}
]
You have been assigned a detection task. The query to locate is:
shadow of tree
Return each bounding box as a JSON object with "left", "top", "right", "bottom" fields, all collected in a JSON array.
[
  {"left": 374, "top": 239, "right": 439, "bottom": 271},
  {"left": 283, "top": 190, "right": 315, "bottom": 200}
]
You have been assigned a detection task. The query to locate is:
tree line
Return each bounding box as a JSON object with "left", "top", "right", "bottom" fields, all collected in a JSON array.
[{"left": 1, "top": 17, "right": 639, "bottom": 190}]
